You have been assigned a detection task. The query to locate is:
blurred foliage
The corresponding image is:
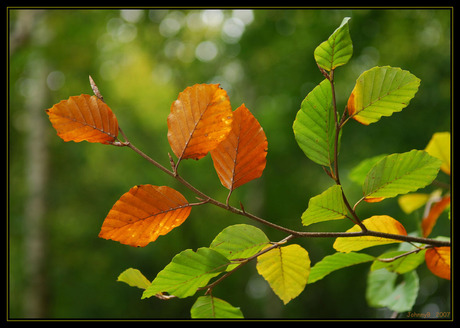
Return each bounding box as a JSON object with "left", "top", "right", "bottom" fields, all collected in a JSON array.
[{"left": 9, "top": 8, "right": 451, "bottom": 319}]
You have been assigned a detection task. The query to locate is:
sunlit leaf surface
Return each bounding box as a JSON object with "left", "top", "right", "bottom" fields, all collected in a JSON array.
[
  {"left": 167, "top": 83, "right": 233, "bottom": 162},
  {"left": 347, "top": 66, "right": 420, "bottom": 125},
  {"left": 46, "top": 94, "right": 118, "bottom": 144},
  {"left": 99, "top": 185, "right": 191, "bottom": 247},
  {"left": 333, "top": 215, "right": 407, "bottom": 253}
]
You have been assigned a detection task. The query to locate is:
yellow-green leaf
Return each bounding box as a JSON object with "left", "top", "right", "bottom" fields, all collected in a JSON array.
[
  {"left": 142, "top": 248, "right": 230, "bottom": 299},
  {"left": 425, "top": 132, "right": 451, "bottom": 175},
  {"left": 397, "top": 193, "right": 430, "bottom": 214},
  {"left": 308, "top": 252, "right": 374, "bottom": 284},
  {"left": 117, "top": 268, "right": 151, "bottom": 290},
  {"left": 347, "top": 66, "right": 420, "bottom": 125},
  {"left": 301, "top": 185, "right": 351, "bottom": 226},
  {"left": 371, "top": 249, "right": 426, "bottom": 274},
  {"left": 190, "top": 296, "right": 244, "bottom": 319},
  {"left": 293, "top": 79, "right": 339, "bottom": 167},
  {"left": 333, "top": 215, "right": 407, "bottom": 253},
  {"left": 363, "top": 150, "right": 442, "bottom": 202},
  {"left": 256, "top": 244, "right": 310, "bottom": 304},
  {"left": 314, "top": 17, "right": 353, "bottom": 71},
  {"left": 209, "top": 224, "right": 270, "bottom": 271}
]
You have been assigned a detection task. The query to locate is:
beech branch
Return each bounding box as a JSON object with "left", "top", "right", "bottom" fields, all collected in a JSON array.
[
  {"left": 118, "top": 132, "right": 450, "bottom": 248},
  {"left": 90, "top": 75, "right": 450, "bottom": 249}
]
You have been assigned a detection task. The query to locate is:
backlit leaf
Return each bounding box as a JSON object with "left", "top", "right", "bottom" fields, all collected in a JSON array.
[
  {"left": 210, "top": 224, "right": 270, "bottom": 271},
  {"left": 314, "top": 17, "right": 353, "bottom": 71},
  {"left": 425, "top": 132, "right": 451, "bottom": 175},
  {"left": 256, "top": 244, "right": 310, "bottom": 304},
  {"left": 142, "top": 247, "right": 230, "bottom": 299},
  {"left": 421, "top": 195, "right": 450, "bottom": 237},
  {"left": 347, "top": 66, "right": 421, "bottom": 125},
  {"left": 366, "top": 268, "right": 419, "bottom": 312},
  {"left": 333, "top": 215, "right": 407, "bottom": 253},
  {"left": 363, "top": 150, "right": 442, "bottom": 202},
  {"left": 211, "top": 104, "right": 267, "bottom": 191},
  {"left": 99, "top": 185, "right": 191, "bottom": 247},
  {"left": 117, "top": 268, "right": 151, "bottom": 290},
  {"left": 348, "top": 154, "right": 388, "bottom": 186},
  {"left": 191, "top": 296, "right": 244, "bottom": 319},
  {"left": 293, "top": 79, "right": 340, "bottom": 167},
  {"left": 308, "top": 252, "right": 374, "bottom": 284},
  {"left": 46, "top": 94, "right": 118, "bottom": 144},
  {"left": 425, "top": 247, "right": 451, "bottom": 280},
  {"left": 371, "top": 249, "right": 426, "bottom": 274},
  {"left": 167, "top": 83, "right": 233, "bottom": 162},
  {"left": 301, "top": 185, "right": 351, "bottom": 226},
  {"left": 397, "top": 193, "right": 430, "bottom": 214}
]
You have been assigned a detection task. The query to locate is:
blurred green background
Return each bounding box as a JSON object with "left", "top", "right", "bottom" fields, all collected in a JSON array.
[{"left": 9, "top": 8, "right": 451, "bottom": 319}]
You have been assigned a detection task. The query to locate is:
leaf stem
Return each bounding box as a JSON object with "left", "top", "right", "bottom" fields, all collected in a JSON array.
[{"left": 328, "top": 70, "right": 366, "bottom": 231}]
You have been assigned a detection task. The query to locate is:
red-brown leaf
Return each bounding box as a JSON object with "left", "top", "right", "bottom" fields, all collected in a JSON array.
[
  {"left": 211, "top": 104, "right": 268, "bottom": 191},
  {"left": 46, "top": 94, "right": 118, "bottom": 144},
  {"left": 421, "top": 195, "right": 450, "bottom": 237},
  {"left": 425, "top": 247, "right": 451, "bottom": 280},
  {"left": 167, "top": 84, "right": 233, "bottom": 162},
  {"left": 99, "top": 185, "right": 191, "bottom": 247}
]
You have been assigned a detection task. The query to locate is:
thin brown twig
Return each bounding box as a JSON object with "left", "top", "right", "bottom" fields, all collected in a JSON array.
[
  {"left": 203, "top": 234, "right": 296, "bottom": 294},
  {"left": 118, "top": 136, "right": 450, "bottom": 247},
  {"left": 101, "top": 73, "right": 449, "bottom": 249},
  {"left": 376, "top": 246, "right": 429, "bottom": 263}
]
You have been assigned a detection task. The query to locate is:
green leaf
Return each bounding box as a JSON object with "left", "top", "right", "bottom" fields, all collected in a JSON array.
[
  {"left": 210, "top": 224, "right": 270, "bottom": 271},
  {"left": 348, "top": 154, "right": 388, "bottom": 186},
  {"left": 371, "top": 249, "right": 426, "bottom": 274},
  {"left": 256, "top": 244, "right": 310, "bottom": 305},
  {"left": 314, "top": 17, "right": 353, "bottom": 71},
  {"left": 301, "top": 185, "right": 350, "bottom": 226},
  {"left": 293, "top": 79, "right": 341, "bottom": 167},
  {"left": 308, "top": 252, "right": 374, "bottom": 284},
  {"left": 142, "top": 248, "right": 230, "bottom": 299},
  {"left": 347, "top": 66, "right": 421, "bottom": 125},
  {"left": 117, "top": 268, "right": 151, "bottom": 290},
  {"left": 366, "top": 269, "right": 419, "bottom": 312},
  {"left": 363, "top": 150, "right": 442, "bottom": 202},
  {"left": 190, "top": 296, "right": 244, "bottom": 319}
]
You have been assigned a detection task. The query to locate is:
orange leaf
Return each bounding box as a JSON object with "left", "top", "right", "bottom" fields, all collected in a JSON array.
[
  {"left": 364, "top": 196, "right": 385, "bottom": 203},
  {"left": 425, "top": 247, "right": 451, "bottom": 280},
  {"left": 211, "top": 104, "right": 268, "bottom": 191},
  {"left": 167, "top": 84, "right": 233, "bottom": 163},
  {"left": 421, "top": 196, "right": 451, "bottom": 238},
  {"left": 46, "top": 94, "right": 118, "bottom": 144},
  {"left": 99, "top": 185, "right": 191, "bottom": 247}
]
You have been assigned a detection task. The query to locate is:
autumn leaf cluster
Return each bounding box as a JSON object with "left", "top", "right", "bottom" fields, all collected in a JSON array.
[{"left": 46, "top": 17, "right": 450, "bottom": 318}]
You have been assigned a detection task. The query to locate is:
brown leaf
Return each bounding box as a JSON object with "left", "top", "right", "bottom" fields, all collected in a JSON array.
[
  {"left": 425, "top": 247, "right": 451, "bottom": 280},
  {"left": 99, "top": 185, "right": 191, "bottom": 247},
  {"left": 167, "top": 84, "right": 233, "bottom": 163},
  {"left": 211, "top": 104, "right": 268, "bottom": 191},
  {"left": 46, "top": 94, "right": 118, "bottom": 144},
  {"left": 421, "top": 195, "right": 450, "bottom": 237}
]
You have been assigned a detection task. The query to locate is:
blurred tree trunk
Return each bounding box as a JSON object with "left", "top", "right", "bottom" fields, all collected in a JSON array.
[
  {"left": 12, "top": 10, "right": 50, "bottom": 318},
  {"left": 23, "top": 56, "right": 49, "bottom": 318}
]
